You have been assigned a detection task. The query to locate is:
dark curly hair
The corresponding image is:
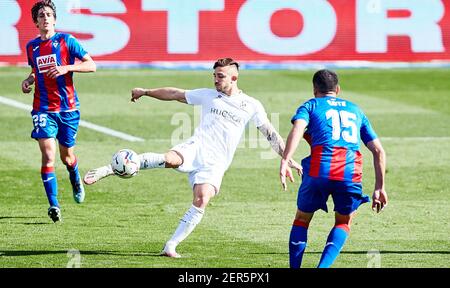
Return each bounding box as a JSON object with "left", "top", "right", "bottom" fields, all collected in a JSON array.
[{"left": 31, "top": 0, "right": 56, "bottom": 23}]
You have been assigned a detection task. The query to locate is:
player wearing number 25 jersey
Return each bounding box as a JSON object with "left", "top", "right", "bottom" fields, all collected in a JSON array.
[
  {"left": 280, "top": 69, "right": 387, "bottom": 268},
  {"left": 21, "top": 1, "right": 96, "bottom": 223},
  {"left": 26, "top": 31, "right": 86, "bottom": 113}
]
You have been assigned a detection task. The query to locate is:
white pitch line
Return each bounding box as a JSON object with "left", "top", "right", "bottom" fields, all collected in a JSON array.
[
  {"left": 381, "top": 137, "right": 450, "bottom": 141},
  {"left": 78, "top": 119, "right": 144, "bottom": 142},
  {"left": 0, "top": 95, "right": 144, "bottom": 142}
]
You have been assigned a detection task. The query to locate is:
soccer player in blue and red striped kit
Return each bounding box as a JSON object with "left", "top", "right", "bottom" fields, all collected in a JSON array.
[
  {"left": 280, "top": 69, "right": 388, "bottom": 268},
  {"left": 21, "top": 0, "right": 96, "bottom": 222}
]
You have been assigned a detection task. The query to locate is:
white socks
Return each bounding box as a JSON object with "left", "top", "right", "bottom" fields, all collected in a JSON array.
[
  {"left": 167, "top": 205, "right": 205, "bottom": 247},
  {"left": 139, "top": 153, "right": 165, "bottom": 170}
]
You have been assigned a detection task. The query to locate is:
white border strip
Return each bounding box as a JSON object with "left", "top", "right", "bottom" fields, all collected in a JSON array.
[
  {"left": 3, "top": 60, "right": 450, "bottom": 70},
  {"left": 94, "top": 60, "right": 450, "bottom": 70},
  {"left": 0, "top": 96, "right": 144, "bottom": 142}
]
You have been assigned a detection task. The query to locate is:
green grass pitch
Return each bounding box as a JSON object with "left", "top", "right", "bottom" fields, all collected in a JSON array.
[{"left": 0, "top": 67, "right": 449, "bottom": 268}]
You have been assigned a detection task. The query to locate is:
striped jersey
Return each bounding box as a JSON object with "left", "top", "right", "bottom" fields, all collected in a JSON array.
[
  {"left": 26, "top": 33, "right": 87, "bottom": 112},
  {"left": 291, "top": 96, "right": 378, "bottom": 183}
]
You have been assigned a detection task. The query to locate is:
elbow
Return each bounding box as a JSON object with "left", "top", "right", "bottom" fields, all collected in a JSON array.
[
  {"left": 373, "top": 145, "right": 385, "bottom": 155},
  {"left": 373, "top": 146, "right": 386, "bottom": 164},
  {"left": 367, "top": 139, "right": 385, "bottom": 157},
  {"left": 378, "top": 145, "right": 386, "bottom": 157}
]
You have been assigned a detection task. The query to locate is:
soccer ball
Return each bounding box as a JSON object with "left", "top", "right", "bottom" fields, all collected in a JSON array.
[{"left": 111, "top": 149, "right": 140, "bottom": 178}]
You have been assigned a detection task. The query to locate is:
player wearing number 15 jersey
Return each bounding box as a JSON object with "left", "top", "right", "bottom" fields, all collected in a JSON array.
[
  {"left": 21, "top": 1, "right": 96, "bottom": 222},
  {"left": 280, "top": 69, "right": 388, "bottom": 268}
]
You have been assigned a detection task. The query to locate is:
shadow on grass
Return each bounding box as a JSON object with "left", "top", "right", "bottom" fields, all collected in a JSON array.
[
  {"left": 1, "top": 218, "right": 51, "bottom": 225},
  {"left": 0, "top": 216, "right": 41, "bottom": 220},
  {"left": 250, "top": 251, "right": 450, "bottom": 255},
  {"left": 2, "top": 250, "right": 448, "bottom": 258},
  {"left": 0, "top": 216, "right": 50, "bottom": 225},
  {"left": 0, "top": 250, "right": 163, "bottom": 257}
]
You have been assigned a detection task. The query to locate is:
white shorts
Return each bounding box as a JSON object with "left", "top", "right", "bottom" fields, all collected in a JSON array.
[{"left": 170, "top": 137, "right": 225, "bottom": 193}]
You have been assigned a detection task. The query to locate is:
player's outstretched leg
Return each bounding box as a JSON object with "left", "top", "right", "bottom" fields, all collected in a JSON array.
[
  {"left": 139, "top": 152, "right": 166, "bottom": 169},
  {"left": 160, "top": 184, "right": 214, "bottom": 258},
  {"left": 160, "top": 204, "right": 205, "bottom": 258},
  {"left": 83, "top": 164, "right": 114, "bottom": 185},
  {"left": 83, "top": 152, "right": 168, "bottom": 185}
]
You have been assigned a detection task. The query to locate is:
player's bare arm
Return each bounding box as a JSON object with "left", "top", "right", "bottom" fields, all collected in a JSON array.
[
  {"left": 280, "top": 119, "right": 307, "bottom": 190},
  {"left": 21, "top": 72, "right": 35, "bottom": 93},
  {"left": 131, "top": 87, "right": 187, "bottom": 103},
  {"left": 46, "top": 54, "right": 96, "bottom": 79},
  {"left": 366, "top": 138, "right": 388, "bottom": 213},
  {"left": 257, "top": 122, "right": 302, "bottom": 176}
]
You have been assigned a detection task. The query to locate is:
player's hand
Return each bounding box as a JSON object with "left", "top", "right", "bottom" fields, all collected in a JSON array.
[
  {"left": 46, "top": 66, "right": 69, "bottom": 79},
  {"left": 131, "top": 88, "right": 146, "bottom": 102},
  {"left": 280, "top": 158, "right": 295, "bottom": 191},
  {"left": 288, "top": 159, "right": 303, "bottom": 176},
  {"left": 372, "top": 189, "right": 388, "bottom": 213},
  {"left": 21, "top": 79, "right": 33, "bottom": 93}
]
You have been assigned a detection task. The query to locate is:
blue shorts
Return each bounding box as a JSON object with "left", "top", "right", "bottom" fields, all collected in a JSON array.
[
  {"left": 297, "top": 174, "right": 370, "bottom": 215},
  {"left": 31, "top": 110, "right": 80, "bottom": 148}
]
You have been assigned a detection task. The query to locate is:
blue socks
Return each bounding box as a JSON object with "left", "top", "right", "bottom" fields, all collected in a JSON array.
[
  {"left": 66, "top": 158, "right": 80, "bottom": 186},
  {"left": 41, "top": 158, "right": 80, "bottom": 208},
  {"left": 41, "top": 166, "right": 58, "bottom": 207},
  {"left": 289, "top": 220, "right": 350, "bottom": 268},
  {"left": 289, "top": 220, "right": 308, "bottom": 268},
  {"left": 317, "top": 224, "right": 349, "bottom": 268}
]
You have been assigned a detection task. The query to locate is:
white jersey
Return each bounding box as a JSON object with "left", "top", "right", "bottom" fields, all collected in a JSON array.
[{"left": 185, "top": 88, "right": 269, "bottom": 170}]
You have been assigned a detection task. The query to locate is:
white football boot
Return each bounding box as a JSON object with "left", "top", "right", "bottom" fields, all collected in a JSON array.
[
  {"left": 160, "top": 241, "right": 181, "bottom": 258},
  {"left": 83, "top": 164, "right": 114, "bottom": 185}
]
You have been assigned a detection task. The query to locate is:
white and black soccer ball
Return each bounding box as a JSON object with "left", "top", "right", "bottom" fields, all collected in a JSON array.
[{"left": 111, "top": 149, "right": 140, "bottom": 178}]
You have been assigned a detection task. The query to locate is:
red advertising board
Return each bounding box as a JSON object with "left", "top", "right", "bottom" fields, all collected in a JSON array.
[{"left": 1, "top": 0, "right": 449, "bottom": 65}]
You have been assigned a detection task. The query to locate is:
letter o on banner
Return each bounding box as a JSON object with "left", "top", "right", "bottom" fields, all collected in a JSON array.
[{"left": 237, "top": 0, "right": 337, "bottom": 56}]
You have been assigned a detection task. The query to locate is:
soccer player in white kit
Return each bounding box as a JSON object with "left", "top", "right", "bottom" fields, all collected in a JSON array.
[{"left": 83, "top": 58, "right": 301, "bottom": 258}]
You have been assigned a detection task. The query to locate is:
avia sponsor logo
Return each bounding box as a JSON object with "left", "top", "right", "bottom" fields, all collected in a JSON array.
[
  {"left": 210, "top": 107, "right": 243, "bottom": 124},
  {"left": 36, "top": 54, "right": 57, "bottom": 73}
]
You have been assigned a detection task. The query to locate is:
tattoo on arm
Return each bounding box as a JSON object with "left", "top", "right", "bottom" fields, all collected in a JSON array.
[{"left": 258, "top": 123, "right": 285, "bottom": 157}]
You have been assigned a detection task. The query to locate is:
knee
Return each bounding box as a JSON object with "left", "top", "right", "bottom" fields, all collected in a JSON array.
[
  {"left": 335, "top": 218, "right": 351, "bottom": 226},
  {"left": 192, "top": 182, "right": 216, "bottom": 210},
  {"left": 165, "top": 151, "right": 183, "bottom": 168},
  {"left": 41, "top": 153, "right": 55, "bottom": 166},
  {"left": 334, "top": 213, "right": 353, "bottom": 232},
  {"left": 294, "top": 210, "right": 313, "bottom": 227},
  {"left": 193, "top": 195, "right": 210, "bottom": 209},
  {"left": 60, "top": 154, "right": 75, "bottom": 166},
  {"left": 192, "top": 186, "right": 215, "bottom": 209},
  {"left": 292, "top": 219, "right": 309, "bottom": 228}
]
